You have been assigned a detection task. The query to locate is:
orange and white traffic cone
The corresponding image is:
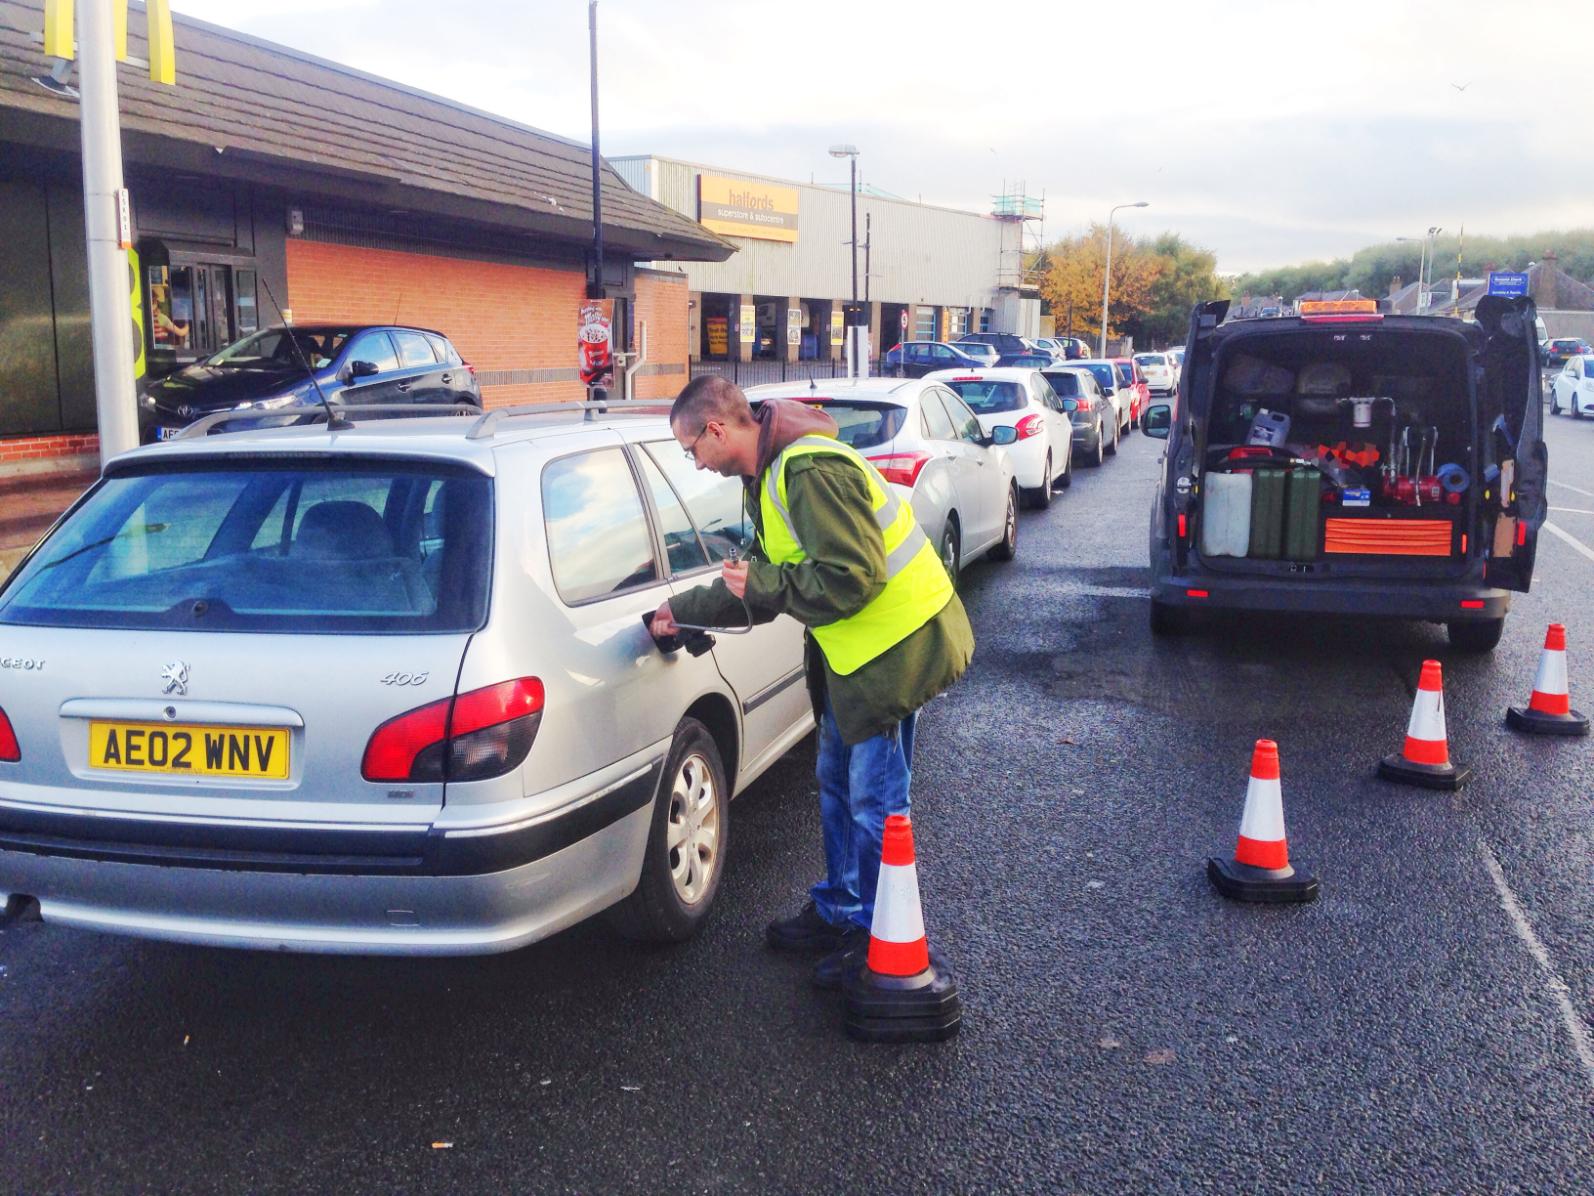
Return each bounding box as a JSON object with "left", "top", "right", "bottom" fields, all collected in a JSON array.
[
  {"left": 1378, "top": 659, "right": 1471, "bottom": 789},
  {"left": 1207, "top": 739, "right": 1319, "bottom": 904},
  {"left": 1506, "top": 624, "right": 1590, "bottom": 737},
  {"left": 843, "top": 814, "right": 961, "bottom": 1043}
]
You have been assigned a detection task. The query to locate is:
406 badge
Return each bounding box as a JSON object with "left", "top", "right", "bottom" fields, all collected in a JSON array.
[{"left": 89, "top": 721, "right": 290, "bottom": 779}]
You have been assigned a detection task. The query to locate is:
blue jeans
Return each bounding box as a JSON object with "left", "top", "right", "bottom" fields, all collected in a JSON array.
[{"left": 809, "top": 695, "right": 917, "bottom": 932}]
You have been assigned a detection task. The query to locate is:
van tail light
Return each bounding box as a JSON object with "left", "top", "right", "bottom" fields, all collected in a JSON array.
[
  {"left": 362, "top": 678, "right": 544, "bottom": 783},
  {"left": 867, "top": 451, "right": 931, "bottom": 488},
  {"left": 1177, "top": 513, "right": 1188, "bottom": 539},
  {"left": 0, "top": 706, "right": 19, "bottom": 762}
]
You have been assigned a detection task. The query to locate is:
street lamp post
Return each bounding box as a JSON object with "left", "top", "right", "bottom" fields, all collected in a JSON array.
[
  {"left": 1420, "top": 226, "right": 1442, "bottom": 314},
  {"left": 829, "top": 144, "right": 861, "bottom": 374},
  {"left": 1100, "top": 201, "right": 1148, "bottom": 358}
]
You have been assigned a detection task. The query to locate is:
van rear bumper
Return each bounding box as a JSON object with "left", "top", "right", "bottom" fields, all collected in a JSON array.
[{"left": 1150, "top": 573, "right": 1512, "bottom": 621}]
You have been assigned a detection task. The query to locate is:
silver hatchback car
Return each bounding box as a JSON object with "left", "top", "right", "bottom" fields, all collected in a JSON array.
[{"left": 0, "top": 405, "right": 812, "bottom": 954}]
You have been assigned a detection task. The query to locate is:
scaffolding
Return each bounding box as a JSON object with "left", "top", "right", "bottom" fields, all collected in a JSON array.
[{"left": 992, "top": 182, "right": 1045, "bottom": 291}]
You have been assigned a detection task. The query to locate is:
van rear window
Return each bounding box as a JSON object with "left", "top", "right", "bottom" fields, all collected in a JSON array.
[{"left": 0, "top": 459, "right": 492, "bottom": 633}]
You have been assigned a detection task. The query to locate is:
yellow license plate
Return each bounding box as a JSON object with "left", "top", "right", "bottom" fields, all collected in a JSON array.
[{"left": 88, "top": 721, "right": 290, "bottom": 779}]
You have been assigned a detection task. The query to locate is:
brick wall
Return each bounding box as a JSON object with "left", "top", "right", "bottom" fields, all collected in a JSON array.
[
  {"left": 0, "top": 432, "right": 99, "bottom": 464},
  {"left": 632, "top": 270, "right": 690, "bottom": 401}
]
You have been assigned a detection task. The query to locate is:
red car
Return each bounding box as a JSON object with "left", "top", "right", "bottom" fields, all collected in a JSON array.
[{"left": 1111, "top": 358, "right": 1150, "bottom": 426}]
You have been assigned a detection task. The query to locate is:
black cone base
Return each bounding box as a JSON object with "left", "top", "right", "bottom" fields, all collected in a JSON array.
[
  {"left": 844, "top": 949, "right": 961, "bottom": 1043},
  {"left": 1377, "top": 752, "right": 1472, "bottom": 790},
  {"left": 1206, "top": 857, "right": 1319, "bottom": 904},
  {"left": 1506, "top": 704, "right": 1590, "bottom": 737}
]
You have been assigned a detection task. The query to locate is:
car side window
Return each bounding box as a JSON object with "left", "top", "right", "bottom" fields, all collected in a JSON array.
[
  {"left": 635, "top": 448, "right": 709, "bottom": 575},
  {"left": 541, "top": 449, "right": 660, "bottom": 604},
  {"left": 919, "top": 391, "right": 957, "bottom": 441},
  {"left": 393, "top": 330, "right": 438, "bottom": 368},
  {"left": 643, "top": 442, "right": 753, "bottom": 562},
  {"left": 932, "top": 344, "right": 955, "bottom": 361},
  {"left": 346, "top": 331, "right": 400, "bottom": 374},
  {"left": 424, "top": 333, "right": 462, "bottom": 365},
  {"left": 936, "top": 388, "right": 984, "bottom": 443}
]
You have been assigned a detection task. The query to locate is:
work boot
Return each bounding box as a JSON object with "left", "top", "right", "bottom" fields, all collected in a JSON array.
[
  {"left": 765, "top": 900, "right": 846, "bottom": 953},
  {"left": 811, "top": 928, "right": 870, "bottom": 991}
]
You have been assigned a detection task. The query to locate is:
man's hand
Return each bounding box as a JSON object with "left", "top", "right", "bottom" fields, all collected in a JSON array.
[
  {"left": 650, "top": 600, "right": 678, "bottom": 639},
  {"left": 722, "top": 560, "right": 749, "bottom": 599}
]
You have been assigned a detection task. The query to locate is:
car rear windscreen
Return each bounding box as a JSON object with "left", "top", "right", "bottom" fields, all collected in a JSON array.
[
  {"left": 810, "top": 402, "right": 908, "bottom": 449},
  {"left": 0, "top": 458, "right": 492, "bottom": 633},
  {"left": 1079, "top": 363, "right": 1116, "bottom": 390},
  {"left": 1042, "top": 371, "right": 1082, "bottom": 397},
  {"left": 1114, "top": 363, "right": 1135, "bottom": 384},
  {"left": 1136, "top": 355, "right": 1167, "bottom": 366},
  {"left": 942, "top": 380, "right": 1026, "bottom": 414}
]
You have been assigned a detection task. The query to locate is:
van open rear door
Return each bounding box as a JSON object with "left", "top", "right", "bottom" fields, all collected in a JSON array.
[{"left": 1475, "top": 295, "right": 1547, "bottom": 592}]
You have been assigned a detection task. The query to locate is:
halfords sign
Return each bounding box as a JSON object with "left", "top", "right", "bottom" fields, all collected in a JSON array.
[{"left": 698, "top": 175, "right": 799, "bottom": 243}]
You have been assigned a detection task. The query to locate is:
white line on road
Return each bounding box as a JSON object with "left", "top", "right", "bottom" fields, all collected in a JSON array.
[
  {"left": 1544, "top": 521, "right": 1594, "bottom": 565},
  {"left": 1478, "top": 840, "right": 1594, "bottom": 1092},
  {"left": 1549, "top": 478, "right": 1594, "bottom": 499},
  {"left": 1550, "top": 507, "right": 1594, "bottom": 516}
]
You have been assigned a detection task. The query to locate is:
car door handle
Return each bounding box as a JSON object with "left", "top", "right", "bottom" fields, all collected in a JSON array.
[
  {"left": 396, "top": 381, "right": 414, "bottom": 392},
  {"left": 440, "top": 373, "right": 452, "bottom": 384}
]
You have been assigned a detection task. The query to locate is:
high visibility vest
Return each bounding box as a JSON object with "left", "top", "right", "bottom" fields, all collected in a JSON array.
[{"left": 758, "top": 434, "right": 953, "bottom": 675}]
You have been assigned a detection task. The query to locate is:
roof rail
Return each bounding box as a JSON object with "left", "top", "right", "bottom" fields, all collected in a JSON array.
[
  {"left": 174, "top": 402, "right": 482, "bottom": 440},
  {"left": 465, "top": 400, "right": 675, "bottom": 440}
]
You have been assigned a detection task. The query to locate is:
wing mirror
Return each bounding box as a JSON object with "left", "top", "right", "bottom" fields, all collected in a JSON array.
[
  {"left": 1143, "top": 402, "right": 1173, "bottom": 439},
  {"left": 987, "top": 425, "right": 1019, "bottom": 446},
  {"left": 1061, "top": 397, "right": 1079, "bottom": 414},
  {"left": 349, "top": 360, "right": 380, "bottom": 379}
]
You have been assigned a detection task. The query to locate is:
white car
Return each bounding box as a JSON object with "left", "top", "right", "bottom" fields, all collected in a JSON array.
[
  {"left": 1165, "top": 347, "right": 1186, "bottom": 383},
  {"left": 1134, "top": 352, "right": 1177, "bottom": 397},
  {"left": 924, "top": 367, "right": 1074, "bottom": 510},
  {"left": 747, "top": 377, "right": 1020, "bottom": 583},
  {"left": 1550, "top": 354, "right": 1594, "bottom": 417}
]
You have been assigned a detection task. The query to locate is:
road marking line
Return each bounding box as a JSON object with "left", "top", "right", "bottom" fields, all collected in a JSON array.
[
  {"left": 1478, "top": 840, "right": 1594, "bottom": 1092},
  {"left": 1550, "top": 479, "right": 1594, "bottom": 498},
  {"left": 1544, "top": 521, "right": 1594, "bottom": 565},
  {"left": 1549, "top": 507, "right": 1594, "bottom": 515}
]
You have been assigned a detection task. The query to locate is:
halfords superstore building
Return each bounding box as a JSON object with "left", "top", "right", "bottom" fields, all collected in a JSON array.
[
  {"left": 612, "top": 155, "right": 1042, "bottom": 367},
  {"left": 0, "top": 0, "right": 731, "bottom": 466}
]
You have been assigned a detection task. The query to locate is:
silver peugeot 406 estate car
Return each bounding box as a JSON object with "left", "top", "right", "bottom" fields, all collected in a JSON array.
[{"left": 0, "top": 404, "right": 812, "bottom": 954}]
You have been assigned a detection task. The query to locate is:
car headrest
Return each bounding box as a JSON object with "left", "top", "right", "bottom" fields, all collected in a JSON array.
[{"left": 293, "top": 501, "right": 394, "bottom": 559}]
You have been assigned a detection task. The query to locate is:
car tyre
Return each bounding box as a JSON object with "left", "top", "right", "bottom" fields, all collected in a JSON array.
[
  {"left": 607, "top": 717, "right": 728, "bottom": 944},
  {"left": 938, "top": 519, "right": 963, "bottom": 581},
  {"left": 988, "top": 489, "right": 1019, "bottom": 562},
  {"left": 1550, "top": 391, "right": 1561, "bottom": 415},
  {"left": 1105, "top": 416, "right": 1120, "bottom": 457},
  {"left": 1024, "top": 455, "right": 1052, "bottom": 509},
  {"left": 1149, "top": 598, "right": 1192, "bottom": 636},
  {"left": 1087, "top": 420, "right": 1105, "bottom": 466},
  {"left": 1575, "top": 394, "right": 1585, "bottom": 419},
  {"left": 1447, "top": 618, "right": 1504, "bottom": 653},
  {"left": 1056, "top": 446, "right": 1073, "bottom": 489}
]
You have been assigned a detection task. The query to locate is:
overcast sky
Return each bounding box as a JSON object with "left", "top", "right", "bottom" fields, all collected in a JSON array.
[{"left": 171, "top": 0, "right": 1586, "bottom": 275}]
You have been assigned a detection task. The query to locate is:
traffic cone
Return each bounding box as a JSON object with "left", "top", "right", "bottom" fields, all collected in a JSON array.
[
  {"left": 1206, "top": 739, "right": 1319, "bottom": 904},
  {"left": 843, "top": 814, "right": 961, "bottom": 1043},
  {"left": 1506, "top": 624, "right": 1590, "bottom": 737},
  {"left": 1378, "top": 659, "right": 1472, "bottom": 789}
]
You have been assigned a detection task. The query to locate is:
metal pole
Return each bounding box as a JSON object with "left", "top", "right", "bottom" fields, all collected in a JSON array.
[
  {"left": 849, "top": 156, "right": 858, "bottom": 311},
  {"left": 1417, "top": 238, "right": 1428, "bottom": 314},
  {"left": 78, "top": 0, "right": 138, "bottom": 466},
  {"left": 1099, "top": 216, "right": 1115, "bottom": 358},
  {"left": 863, "top": 212, "right": 871, "bottom": 304},
  {"left": 587, "top": 0, "right": 603, "bottom": 301}
]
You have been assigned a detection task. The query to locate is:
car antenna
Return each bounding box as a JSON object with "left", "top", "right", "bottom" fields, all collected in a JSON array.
[{"left": 257, "top": 275, "right": 348, "bottom": 430}]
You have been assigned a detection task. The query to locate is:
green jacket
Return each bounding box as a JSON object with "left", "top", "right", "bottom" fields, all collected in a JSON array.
[{"left": 670, "top": 452, "right": 975, "bottom": 745}]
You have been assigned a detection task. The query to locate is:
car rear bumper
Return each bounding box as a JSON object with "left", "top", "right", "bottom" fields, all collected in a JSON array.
[
  {"left": 0, "top": 759, "right": 662, "bottom": 955},
  {"left": 1150, "top": 571, "right": 1511, "bottom": 620}
]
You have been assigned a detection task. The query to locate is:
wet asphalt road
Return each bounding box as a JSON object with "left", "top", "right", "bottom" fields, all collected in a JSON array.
[{"left": 4, "top": 410, "right": 1594, "bottom": 1194}]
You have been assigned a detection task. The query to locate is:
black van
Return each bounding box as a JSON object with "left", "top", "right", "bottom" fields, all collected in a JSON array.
[{"left": 1142, "top": 296, "right": 1546, "bottom": 652}]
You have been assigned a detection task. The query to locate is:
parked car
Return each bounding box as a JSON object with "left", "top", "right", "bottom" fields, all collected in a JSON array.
[
  {"left": 748, "top": 378, "right": 1020, "bottom": 583},
  {"left": 956, "top": 332, "right": 1032, "bottom": 359},
  {"left": 1069, "top": 359, "right": 1134, "bottom": 437},
  {"left": 1111, "top": 358, "right": 1150, "bottom": 426},
  {"left": 1144, "top": 295, "right": 1545, "bottom": 652},
  {"left": 1056, "top": 337, "right": 1092, "bottom": 360},
  {"left": 1134, "top": 352, "right": 1177, "bottom": 397},
  {"left": 1165, "top": 347, "right": 1187, "bottom": 383},
  {"left": 925, "top": 367, "right": 1073, "bottom": 509},
  {"left": 1544, "top": 337, "right": 1590, "bottom": 368},
  {"left": 1029, "top": 338, "right": 1069, "bottom": 362},
  {"left": 885, "top": 340, "right": 991, "bottom": 378},
  {"left": 993, "top": 352, "right": 1058, "bottom": 369},
  {"left": 0, "top": 403, "right": 818, "bottom": 954},
  {"left": 1550, "top": 354, "right": 1594, "bottom": 416},
  {"left": 138, "top": 325, "right": 481, "bottom": 443},
  {"left": 949, "top": 340, "right": 1000, "bottom": 367},
  {"left": 1040, "top": 366, "right": 1117, "bottom": 466}
]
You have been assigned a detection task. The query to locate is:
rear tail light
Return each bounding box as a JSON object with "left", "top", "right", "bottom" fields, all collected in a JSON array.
[
  {"left": 463, "top": 361, "right": 478, "bottom": 378},
  {"left": 1075, "top": 395, "right": 1093, "bottom": 411},
  {"left": 1460, "top": 600, "right": 1486, "bottom": 610},
  {"left": 1015, "top": 414, "right": 1045, "bottom": 439},
  {"left": 951, "top": 375, "right": 984, "bottom": 382},
  {"left": 867, "top": 451, "right": 931, "bottom": 488},
  {"left": 362, "top": 677, "right": 544, "bottom": 783},
  {"left": 0, "top": 706, "right": 18, "bottom": 762},
  {"left": 1186, "top": 589, "right": 1210, "bottom": 599}
]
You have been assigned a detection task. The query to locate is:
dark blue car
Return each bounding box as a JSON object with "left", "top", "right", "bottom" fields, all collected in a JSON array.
[
  {"left": 138, "top": 324, "right": 481, "bottom": 442},
  {"left": 885, "top": 340, "right": 991, "bottom": 377}
]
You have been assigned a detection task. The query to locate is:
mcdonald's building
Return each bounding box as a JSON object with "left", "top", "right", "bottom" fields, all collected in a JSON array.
[{"left": 0, "top": 0, "right": 732, "bottom": 468}]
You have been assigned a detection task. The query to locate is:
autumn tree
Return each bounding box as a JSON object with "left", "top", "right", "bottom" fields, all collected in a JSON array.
[{"left": 1042, "top": 226, "right": 1225, "bottom": 350}]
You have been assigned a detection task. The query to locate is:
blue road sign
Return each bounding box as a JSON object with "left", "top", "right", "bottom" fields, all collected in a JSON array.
[{"left": 1488, "top": 271, "right": 1529, "bottom": 298}]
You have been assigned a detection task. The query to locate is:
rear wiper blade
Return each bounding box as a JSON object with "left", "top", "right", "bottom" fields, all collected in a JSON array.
[{"left": 36, "top": 523, "right": 168, "bottom": 571}]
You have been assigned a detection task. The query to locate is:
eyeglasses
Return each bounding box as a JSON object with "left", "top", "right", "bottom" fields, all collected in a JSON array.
[{"left": 683, "top": 423, "right": 712, "bottom": 462}]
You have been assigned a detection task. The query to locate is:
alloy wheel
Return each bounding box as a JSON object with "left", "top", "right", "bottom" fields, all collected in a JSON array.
[{"left": 666, "top": 752, "right": 720, "bottom": 905}]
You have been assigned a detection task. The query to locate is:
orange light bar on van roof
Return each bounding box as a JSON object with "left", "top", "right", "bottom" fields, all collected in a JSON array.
[{"left": 1299, "top": 299, "right": 1383, "bottom": 322}]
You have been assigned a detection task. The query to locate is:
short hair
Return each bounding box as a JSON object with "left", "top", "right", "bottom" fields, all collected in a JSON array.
[{"left": 671, "top": 374, "right": 754, "bottom": 433}]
